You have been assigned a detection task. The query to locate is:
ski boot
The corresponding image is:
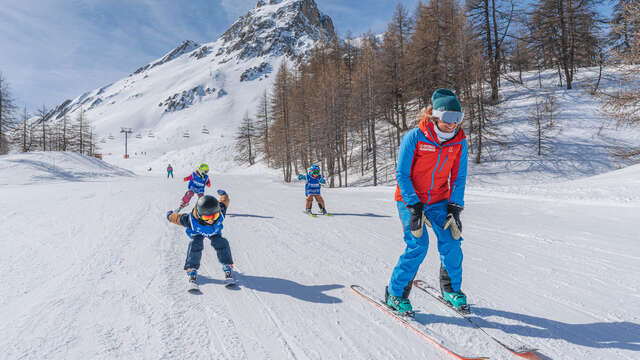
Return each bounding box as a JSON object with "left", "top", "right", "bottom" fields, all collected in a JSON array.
[
  {"left": 442, "top": 289, "right": 469, "bottom": 313},
  {"left": 175, "top": 203, "right": 187, "bottom": 213},
  {"left": 385, "top": 286, "right": 414, "bottom": 316},
  {"left": 319, "top": 207, "right": 328, "bottom": 215},
  {"left": 305, "top": 208, "right": 312, "bottom": 215},
  {"left": 186, "top": 268, "right": 199, "bottom": 292},
  {"left": 223, "top": 264, "right": 236, "bottom": 287}
]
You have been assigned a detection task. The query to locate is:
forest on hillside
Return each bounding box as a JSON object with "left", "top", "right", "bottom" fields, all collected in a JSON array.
[{"left": 234, "top": 0, "right": 640, "bottom": 186}]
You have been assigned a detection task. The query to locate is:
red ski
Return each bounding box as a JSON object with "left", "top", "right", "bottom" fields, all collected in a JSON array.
[
  {"left": 350, "top": 285, "right": 489, "bottom": 360},
  {"left": 413, "top": 280, "right": 541, "bottom": 360}
]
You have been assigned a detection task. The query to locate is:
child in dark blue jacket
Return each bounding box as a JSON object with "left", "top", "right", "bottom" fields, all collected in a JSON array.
[
  {"left": 167, "top": 190, "right": 234, "bottom": 290},
  {"left": 297, "top": 164, "right": 328, "bottom": 215}
]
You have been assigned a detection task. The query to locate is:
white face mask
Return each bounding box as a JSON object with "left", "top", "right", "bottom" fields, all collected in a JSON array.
[{"left": 433, "top": 124, "right": 456, "bottom": 142}]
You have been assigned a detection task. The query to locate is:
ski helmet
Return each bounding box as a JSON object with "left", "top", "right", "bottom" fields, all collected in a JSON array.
[
  {"left": 196, "top": 195, "right": 220, "bottom": 219},
  {"left": 198, "top": 163, "right": 209, "bottom": 174}
]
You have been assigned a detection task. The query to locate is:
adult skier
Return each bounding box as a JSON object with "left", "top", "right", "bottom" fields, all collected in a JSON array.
[
  {"left": 296, "top": 164, "right": 328, "bottom": 215},
  {"left": 176, "top": 163, "right": 211, "bottom": 212},
  {"left": 386, "top": 88, "right": 468, "bottom": 314},
  {"left": 167, "top": 164, "right": 174, "bottom": 178},
  {"left": 166, "top": 190, "right": 235, "bottom": 290}
]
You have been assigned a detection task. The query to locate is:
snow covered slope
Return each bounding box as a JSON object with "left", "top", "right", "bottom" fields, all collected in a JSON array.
[
  {"left": 467, "top": 67, "right": 640, "bottom": 186},
  {"left": 0, "top": 151, "right": 133, "bottom": 186},
  {"left": 1, "top": 152, "right": 638, "bottom": 359}
]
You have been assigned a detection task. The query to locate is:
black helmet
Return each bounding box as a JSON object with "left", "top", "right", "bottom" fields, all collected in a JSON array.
[{"left": 196, "top": 195, "right": 220, "bottom": 218}]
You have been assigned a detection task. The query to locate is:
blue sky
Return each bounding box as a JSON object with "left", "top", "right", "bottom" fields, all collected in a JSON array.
[{"left": 1, "top": 0, "right": 611, "bottom": 112}]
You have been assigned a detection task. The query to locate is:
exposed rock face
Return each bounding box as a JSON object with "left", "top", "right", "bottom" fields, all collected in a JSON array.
[
  {"left": 133, "top": 40, "right": 200, "bottom": 74},
  {"left": 240, "top": 62, "right": 273, "bottom": 81},
  {"left": 220, "top": 0, "right": 336, "bottom": 60},
  {"left": 190, "top": 46, "right": 212, "bottom": 60},
  {"left": 159, "top": 86, "right": 216, "bottom": 112}
]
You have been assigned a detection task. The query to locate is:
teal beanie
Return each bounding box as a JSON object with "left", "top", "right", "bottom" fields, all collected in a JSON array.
[{"left": 431, "top": 89, "right": 461, "bottom": 112}]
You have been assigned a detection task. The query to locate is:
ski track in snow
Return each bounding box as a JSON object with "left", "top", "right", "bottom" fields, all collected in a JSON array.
[{"left": 1, "top": 158, "right": 640, "bottom": 359}]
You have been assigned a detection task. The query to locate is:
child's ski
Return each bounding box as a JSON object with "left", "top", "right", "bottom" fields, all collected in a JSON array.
[
  {"left": 187, "top": 279, "right": 200, "bottom": 293},
  {"left": 413, "top": 280, "right": 540, "bottom": 359},
  {"left": 224, "top": 275, "right": 237, "bottom": 288},
  {"left": 351, "top": 285, "right": 489, "bottom": 360}
]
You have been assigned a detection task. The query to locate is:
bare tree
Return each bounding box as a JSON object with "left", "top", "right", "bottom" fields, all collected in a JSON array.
[
  {"left": 10, "top": 106, "right": 33, "bottom": 152},
  {"left": 530, "top": 94, "right": 556, "bottom": 156},
  {"left": 270, "top": 61, "right": 295, "bottom": 182},
  {"left": 609, "top": 0, "right": 640, "bottom": 56},
  {"left": 0, "top": 72, "right": 18, "bottom": 154},
  {"left": 235, "top": 111, "right": 257, "bottom": 165},
  {"left": 528, "top": 0, "right": 603, "bottom": 89},
  {"left": 600, "top": 1, "right": 640, "bottom": 159},
  {"left": 466, "top": 0, "right": 514, "bottom": 103},
  {"left": 255, "top": 90, "right": 271, "bottom": 164},
  {"left": 35, "top": 105, "right": 50, "bottom": 151}
]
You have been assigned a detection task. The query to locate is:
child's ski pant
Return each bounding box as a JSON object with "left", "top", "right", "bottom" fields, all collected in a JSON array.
[
  {"left": 388, "top": 199, "right": 463, "bottom": 297},
  {"left": 184, "top": 234, "right": 233, "bottom": 270},
  {"left": 181, "top": 190, "right": 203, "bottom": 206}
]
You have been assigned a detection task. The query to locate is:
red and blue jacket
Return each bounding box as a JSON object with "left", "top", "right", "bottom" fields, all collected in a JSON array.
[
  {"left": 394, "top": 117, "right": 468, "bottom": 207},
  {"left": 183, "top": 171, "right": 211, "bottom": 194}
]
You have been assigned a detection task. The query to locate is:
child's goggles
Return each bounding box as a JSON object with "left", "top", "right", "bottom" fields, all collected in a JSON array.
[
  {"left": 200, "top": 212, "right": 220, "bottom": 221},
  {"left": 312, "top": 170, "right": 320, "bottom": 175}
]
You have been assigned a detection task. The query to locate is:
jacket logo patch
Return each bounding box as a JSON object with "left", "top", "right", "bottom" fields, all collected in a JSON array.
[{"left": 419, "top": 144, "right": 436, "bottom": 152}]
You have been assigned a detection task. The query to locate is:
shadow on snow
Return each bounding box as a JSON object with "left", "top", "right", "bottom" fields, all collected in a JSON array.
[
  {"left": 325, "top": 212, "right": 391, "bottom": 218},
  {"left": 412, "top": 304, "right": 640, "bottom": 352},
  {"left": 469, "top": 307, "right": 640, "bottom": 351},
  {"left": 226, "top": 213, "right": 274, "bottom": 219},
  {"left": 198, "top": 273, "right": 344, "bottom": 304}
]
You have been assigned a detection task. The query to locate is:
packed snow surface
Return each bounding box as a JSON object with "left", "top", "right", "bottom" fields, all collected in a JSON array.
[{"left": 1, "top": 152, "right": 638, "bottom": 360}]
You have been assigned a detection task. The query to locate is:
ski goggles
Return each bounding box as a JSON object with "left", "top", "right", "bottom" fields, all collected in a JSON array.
[
  {"left": 432, "top": 109, "right": 464, "bottom": 124},
  {"left": 200, "top": 212, "right": 220, "bottom": 221},
  {"left": 312, "top": 170, "right": 320, "bottom": 175}
]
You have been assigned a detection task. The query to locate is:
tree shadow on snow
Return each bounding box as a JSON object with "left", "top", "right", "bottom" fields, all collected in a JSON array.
[
  {"left": 326, "top": 212, "right": 391, "bottom": 218},
  {"left": 467, "top": 307, "right": 640, "bottom": 351},
  {"left": 199, "top": 273, "right": 343, "bottom": 303},
  {"left": 226, "top": 213, "right": 274, "bottom": 219}
]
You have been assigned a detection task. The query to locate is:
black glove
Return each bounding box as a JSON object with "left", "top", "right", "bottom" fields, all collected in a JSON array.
[
  {"left": 444, "top": 204, "right": 463, "bottom": 240},
  {"left": 406, "top": 202, "right": 425, "bottom": 237}
]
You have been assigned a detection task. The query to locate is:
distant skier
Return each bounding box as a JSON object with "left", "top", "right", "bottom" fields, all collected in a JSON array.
[
  {"left": 386, "top": 89, "right": 468, "bottom": 314},
  {"left": 176, "top": 163, "right": 211, "bottom": 213},
  {"left": 296, "top": 164, "right": 328, "bottom": 215},
  {"left": 167, "top": 190, "right": 235, "bottom": 290},
  {"left": 167, "top": 164, "right": 174, "bottom": 178}
]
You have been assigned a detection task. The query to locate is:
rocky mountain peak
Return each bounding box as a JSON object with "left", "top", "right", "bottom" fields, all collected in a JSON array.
[
  {"left": 220, "top": 0, "right": 336, "bottom": 60},
  {"left": 133, "top": 40, "right": 200, "bottom": 75}
]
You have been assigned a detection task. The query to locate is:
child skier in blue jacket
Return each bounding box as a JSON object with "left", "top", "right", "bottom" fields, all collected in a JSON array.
[
  {"left": 297, "top": 164, "right": 328, "bottom": 215},
  {"left": 176, "top": 163, "right": 211, "bottom": 212},
  {"left": 167, "top": 190, "right": 234, "bottom": 290}
]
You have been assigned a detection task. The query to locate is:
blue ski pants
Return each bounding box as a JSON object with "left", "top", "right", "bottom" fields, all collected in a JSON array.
[
  {"left": 388, "top": 199, "right": 463, "bottom": 297},
  {"left": 184, "top": 234, "right": 233, "bottom": 270}
]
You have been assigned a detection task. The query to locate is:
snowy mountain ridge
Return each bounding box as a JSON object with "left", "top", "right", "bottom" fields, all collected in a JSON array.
[
  {"left": 32, "top": 0, "right": 335, "bottom": 174},
  {"left": 132, "top": 40, "right": 201, "bottom": 75},
  {"left": 220, "top": 0, "right": 336, "bottom": 60}
]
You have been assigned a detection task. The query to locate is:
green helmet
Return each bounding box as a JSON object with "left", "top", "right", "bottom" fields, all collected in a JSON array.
[{"left": 197, "top": 163, "right": 209, "bottom": 175}]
